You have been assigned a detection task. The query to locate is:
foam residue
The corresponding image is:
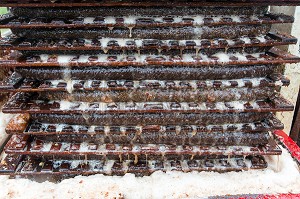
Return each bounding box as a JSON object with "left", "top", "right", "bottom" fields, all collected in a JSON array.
[
  {"left": 193, "top": 16, "right": 204, "bottom": 25},
  {"left": 214, "top": 52, "right": 230, "bottom": 63},
  {"left": 240, "top": 37, "right": 252, "bottom": 44},
  {"left": 123, "top": 16, "right": 138, "bottom": 25},
  {"left": 256, "top": 36, "right": 267, "bottom": 43},
  {"left": 275, "top": 80, "right": 284, "bottom": 86},
  {"left": 62, "top": 67, "right": 73, "bottom": 94},
  {"left": 81, "top": 37, "right": 266, "bottom": 48},
  {"left": 231, "top": 15, "right": 241, "bottom": 23},
  {"left": 104, "top": 16, "right": 116, "bottom": 24},
  {"left": 194, "top": 27, "right": 203, "bottom": 39},
  {"left": 36, "top": 51, "right": 267, "bottom": 65},
  {"left": 47, "top": 78, "right": 266, "bottom": 90},
  {"left": 0, "top": 147, "right": 298, "bottom": 198},
  {"left": 58, "top": 55, "right": 73, "bottom": 64},
  {"left": 226, "top": 39, "right": 235, "bottom": 46},
  {"left": 234, "top": 53, "right": 248, "bottom": 61},
  {"left": 83, "top": 17, "right": 95, "bottom": 24},
  {"left": 212, "top": 16, "right": 222, "bottom": 22},
  {"left": 135, "top": 40, "right": 143, "bottom": 48},
  {"left": 68, "top": 14, "right": 264, "bottom": 27},
  {"left": 230, "top": 101, "right": 246, "bottom": 110},
  {"left": 39, "top": 54, "right": 48, "bottom": 62},
  {"left": 100, "top": 38, "right": 113, "bottom": 49},
  {"left": 59, "top": 100, "right": 72, "bottom": 110}
]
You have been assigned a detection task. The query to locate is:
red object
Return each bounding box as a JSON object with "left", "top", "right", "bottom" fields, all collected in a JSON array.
[
  {"left": 211, "top": 193, "right": 300, "bottom": 199},
  {"left": 271, "top": 131, "right": 300, "bottom": 199},
  {"left": 263, "top": 193, "right": 300, "bottom": 199},
  {"left": 274, "top": 130, "right": 300, "bottom": 164},
  {"left": 260, "top": 131, "right": 300, "bottom": 199},
  {"left": 215, "top": 130, "right": 300, "bottom": 199}
]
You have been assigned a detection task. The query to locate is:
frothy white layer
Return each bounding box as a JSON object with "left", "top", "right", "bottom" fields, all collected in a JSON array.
[
  {"left": 0, "top": 147, "right": 298, "bottom": 198},
  {"left": 81, "top": 15, "right": 266, "bottom": 26},
  {"left": 38, "top": 52, "right": 265, "bottom": 64}
]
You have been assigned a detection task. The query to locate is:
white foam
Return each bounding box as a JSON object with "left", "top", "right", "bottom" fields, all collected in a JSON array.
[
  {"left": 123, "top": 16, "right": 137, "bottom": 25},
  {"left": 62, "top": 67, "right": 73, "bottom": 94},
  {"left": 77, "top": 55, "right": 90, "bottom": 63},
  {"left": 212, "top": 16, "right": 222, "bottom": 22},
  {"left": 104, "top": 16, "right": 116, "bottom": 24},
  {"left": 39, "top": 54, "right": 48, "bottom": 62},
  {"left": 116, "top": 39, "right": 127, "bottom": 47},
  {"left": 193, "top": 16, "right": 204, "bottom": 25},
  {"left": 229, "top": 101, "right": 245, "bottom": 111},
  {"left": 275, "top": 80, "right": 284, "bottom": 86},
  {"left": 57, "top": 55, "right": 73, "bottom": 63},
  {"left": 83, "top": 17, "right": 95, "bottom": 24},
  {"left": 227, "top": 39, "right": 235, "bottom": 46},
  {"left": 49, "top": 80, "right": 62, "bottom": 87},
  {"left": 36, "top": 51, "right": 268, "bottom": 65},
  {"left": 173, "top": 17, "right": 182, "bottom": 23},
  {"left": 0, "top": 147, "right": 298, "bottom": 198},
  {"left": 256, "top": 36, "right": 267, "bottom": 43},
  {"left": 234, "top": 53, "right": 248, "bottom": 61},
  {"left": 182, "top": 54, "right": 195, "bottom": 62},
  {"left": 214, "top": 52, "right": 230, "bottom": 63},
  {"left": 251, "top": 78, "right": 263, "bottom": 87},
  {"left": 84, "top": 39, "right": 92, "bottom": 46},
  {"left": 194, "top": 27, "right": 203, "bottom": 38},
  {"left": 240, "top": 37, "right": 251, "bottom": 44},
  {"left": 59, "top": 101, "right": 72, "bottom": 110},
  {"left": 231, "top": 15, "right": 241, "bottom": 23},
  {"left": 135, "top": 40, "right": 143, "bottom": 48},
  {"left": 215, "top": 102, "right": 227, "bottom": 110}
]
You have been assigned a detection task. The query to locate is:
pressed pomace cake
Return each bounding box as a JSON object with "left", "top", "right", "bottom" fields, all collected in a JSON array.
[{"left": 0, "top": 0, "right": 299, "bottom": 178}]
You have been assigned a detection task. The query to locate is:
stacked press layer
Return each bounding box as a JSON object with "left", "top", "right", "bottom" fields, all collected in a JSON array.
[{"left": 0, "top": 4, "right": 299, "bottom": 177}]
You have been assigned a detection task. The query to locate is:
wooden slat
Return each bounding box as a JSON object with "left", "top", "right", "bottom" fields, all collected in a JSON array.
[{"left": 1, "top": 0, "right": 300, "bottom": 7}]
